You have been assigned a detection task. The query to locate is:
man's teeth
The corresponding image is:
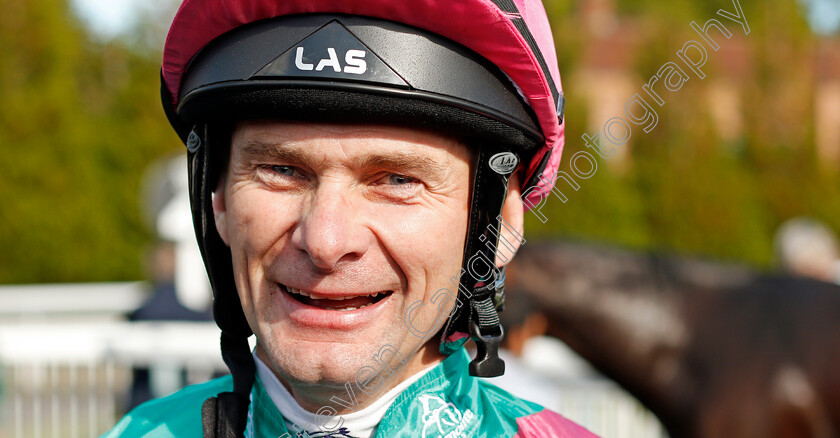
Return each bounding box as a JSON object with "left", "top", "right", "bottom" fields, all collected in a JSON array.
[{"left": 286, "top": 286, "right": 384, "bottom": 301}]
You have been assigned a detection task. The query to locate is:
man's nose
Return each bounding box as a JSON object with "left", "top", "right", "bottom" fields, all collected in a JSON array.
[{"left": 291, "top": 186, "right": 370, "bottom": 271}]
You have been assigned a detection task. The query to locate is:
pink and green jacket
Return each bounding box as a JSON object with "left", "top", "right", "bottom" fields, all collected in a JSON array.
[{"left": 103, "top": 348, "right": 598, "bottom": 438}]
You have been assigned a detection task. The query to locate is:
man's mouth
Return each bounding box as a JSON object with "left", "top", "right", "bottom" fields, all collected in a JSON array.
[{"left": 280, "top": 284, "right": 392, "bottom": 311}]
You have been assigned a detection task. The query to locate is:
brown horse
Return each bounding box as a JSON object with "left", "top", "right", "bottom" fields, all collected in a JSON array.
[{"left": 506, "top": 241, "right": 840, "bottom": 438}]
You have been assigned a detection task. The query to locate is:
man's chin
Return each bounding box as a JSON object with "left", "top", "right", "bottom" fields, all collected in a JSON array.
[{"left": 262, "top": 339, "right": 389, "bottom": 385}]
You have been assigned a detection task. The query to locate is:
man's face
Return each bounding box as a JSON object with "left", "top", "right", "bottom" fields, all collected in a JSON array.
[{"left": 213, "top": 121, "right": 471, "bottom": 404}]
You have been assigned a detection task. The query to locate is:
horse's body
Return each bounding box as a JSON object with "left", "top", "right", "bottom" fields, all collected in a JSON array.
[{"left": 507, "top": 242, "right": 840, "bottom": 438}]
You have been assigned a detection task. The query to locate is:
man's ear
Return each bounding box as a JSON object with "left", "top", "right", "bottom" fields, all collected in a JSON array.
[
  {"left": 212, "top": 172, "right": 230, "bottom": 246},
  {"left": 495, "top": 166, "right": 526, "bottom": 268}
]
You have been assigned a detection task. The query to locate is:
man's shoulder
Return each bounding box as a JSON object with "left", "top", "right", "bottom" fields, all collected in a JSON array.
[
  {"left": 476, "top": 378, "right": 544, "bottom": 416},
  {"left": 511, "top": 409, "right": 601, "bottom": 438},
  {"left": 100, "top": 375, "right": 233, "bottom": 438},
  {"left": 476, "top": 380, "right": 600, "bottom": 437}
]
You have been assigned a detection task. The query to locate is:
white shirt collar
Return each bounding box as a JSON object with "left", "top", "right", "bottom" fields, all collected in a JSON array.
[{"left": 253, "top": 351, "right": 434, "bottom": 438}]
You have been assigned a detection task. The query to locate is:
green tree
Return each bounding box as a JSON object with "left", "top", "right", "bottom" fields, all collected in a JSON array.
[
  {"left": 0, "top": 0, "right": 179, "bottom": 283},
  {"left": 535, "top": 0, "right": 837, "bottom": 268}
]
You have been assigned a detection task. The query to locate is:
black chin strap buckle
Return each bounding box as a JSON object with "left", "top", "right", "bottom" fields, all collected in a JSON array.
[{"left": 468, "top": 320, "right": 505, "bottom": 377}]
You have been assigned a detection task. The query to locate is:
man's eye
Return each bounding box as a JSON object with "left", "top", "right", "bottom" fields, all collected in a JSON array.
[
  {"left": 388, "top": 174, "right": 416, "bottom": 185},
  {"left": 270, "top": 165, "right": 297, "bottom": 177},
  {"left": 257, "top": 164, "right": 307, "bottom": 185}
]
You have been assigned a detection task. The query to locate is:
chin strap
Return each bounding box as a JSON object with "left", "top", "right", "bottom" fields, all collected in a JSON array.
[
  {"left": 442, "top": 147, "right": 520, "bottom": 377},
  {"left": 201, "top": 332, "right": 255, "bottom": 438},
  {"left": 184, "top": 123, "right": 256, "bottom": 437}
]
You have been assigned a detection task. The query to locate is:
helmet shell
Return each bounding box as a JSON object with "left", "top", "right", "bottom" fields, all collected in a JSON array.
[{"left": 162, "top": 0, "right": 565, "bottom": 205}]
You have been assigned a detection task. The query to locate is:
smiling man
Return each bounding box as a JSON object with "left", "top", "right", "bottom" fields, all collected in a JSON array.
[
  {"left": 220, "top": 121, "right": 476, "bottom": 414},
  {"left": 104, "top": 1, "right": 597, "bottom": 437}
]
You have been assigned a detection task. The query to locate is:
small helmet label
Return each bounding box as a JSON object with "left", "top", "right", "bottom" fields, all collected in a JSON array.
[
  {"left": 488, "top": 152, "right": 518, "bottom": 175},
  {"left": 186, "top": 130, "right": 202, "bottom": 152},
  {"left": 294, "top": 47, "right": 367, "bottom": 75}
]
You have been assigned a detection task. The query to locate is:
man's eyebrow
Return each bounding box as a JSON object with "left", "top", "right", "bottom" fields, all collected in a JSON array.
[
  {"left": 355, "top": 153, "right": 449, "bottom": 180},
  {"left": 236, "top": 138, "right": 308, "bottom": 163},
  {"left": 235, "top": 137, "right": 453, "bottom": 180}
]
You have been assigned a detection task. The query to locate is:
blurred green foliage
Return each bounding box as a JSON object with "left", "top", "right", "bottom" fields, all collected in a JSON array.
[
  {"left": 527, "top": 0, "right": 840, "bottom": 268},
  {"left": 0, "top": 0, "right": 179, "bottom": 283},
  {"left": 0, "top": 0, "right": 837, "bottom": 283}
]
